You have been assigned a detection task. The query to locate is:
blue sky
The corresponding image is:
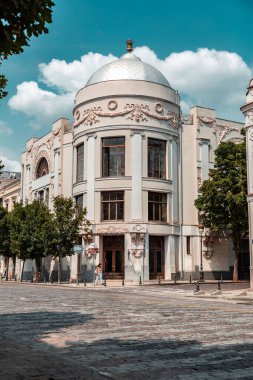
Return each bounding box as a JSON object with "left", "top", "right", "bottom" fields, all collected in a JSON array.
[{"left": 1, "top": 0, "right": 253, "bottom": 170}]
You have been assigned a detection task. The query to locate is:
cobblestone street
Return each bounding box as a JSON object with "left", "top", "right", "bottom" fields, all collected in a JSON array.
[{"left": 1, "top": 282, "right": 253, "bottom": 379}]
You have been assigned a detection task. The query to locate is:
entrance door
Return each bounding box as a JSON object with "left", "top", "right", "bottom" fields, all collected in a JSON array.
[
  {"left": 149, "top": 236, "right": 164, "bottom": 279},
  {"left": 103, "top": 236, "right": 124, "bottom": 279}
]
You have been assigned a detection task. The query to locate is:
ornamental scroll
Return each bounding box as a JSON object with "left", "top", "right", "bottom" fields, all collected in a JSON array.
[{"left": 73, "top": 101, "right": 179, "bottom": 129}]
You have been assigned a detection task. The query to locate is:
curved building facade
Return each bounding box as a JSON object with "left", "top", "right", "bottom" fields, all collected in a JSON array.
[{"left": 72, "top": 47, "right": 180, "bottom": 281}]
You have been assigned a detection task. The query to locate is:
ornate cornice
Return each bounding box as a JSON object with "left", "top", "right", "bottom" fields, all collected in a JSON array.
[
  {"left": 197, "top": 115, "right": 240, "bottom": 144},
  {"left": 73, "top": 100, "right": 179, "bottom": 129}
]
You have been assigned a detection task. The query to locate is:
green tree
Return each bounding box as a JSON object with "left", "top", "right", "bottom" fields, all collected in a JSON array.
[
  {"left": 0, "top": 206, "right": 12, "bottom": 279},
  {"left": 9, "top": 201, "right": 54, "bottom": 281},
  {"left": 195, "top": 141, "right": 248, "bottom": 282},
  {"left": 0, "top": 0, "right": 54, "bottom": 98},
  {"left": 0, "top": 160, "right": 4, "bottom": 175},
  {"left": 51, "top": 196, "right": 93, "bottom": 283}
]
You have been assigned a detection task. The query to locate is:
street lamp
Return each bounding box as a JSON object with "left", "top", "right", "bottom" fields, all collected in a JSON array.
[{"left": 198, "top": 223, "right": 204, "bottom": 282}]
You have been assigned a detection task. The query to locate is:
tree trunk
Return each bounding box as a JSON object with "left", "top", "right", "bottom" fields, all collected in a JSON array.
[
  {"left": 12, "top": 256, "right": 16, "bottom": 280},
  {"left": 58, "top": 257, "right": 62, "bottom": 284},
  {"left": 233, "top": 231, "right": 241, "bottom": 282},
  {"left": 5, "top": 257, "right": 9, "bottom": 281},
  {"left": 35, "top": 257, "right": 41, "bottom": 282},
  {"left": 21, "top": 260, "right": 25, "bottom": 282},
  {"left": 233, "top": 253, "right": 239, "bottom": 282}
]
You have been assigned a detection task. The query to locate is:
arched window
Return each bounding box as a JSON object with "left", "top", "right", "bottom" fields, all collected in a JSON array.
[{"left": 36, "top": 157, "right": 49, "bottom": 179}]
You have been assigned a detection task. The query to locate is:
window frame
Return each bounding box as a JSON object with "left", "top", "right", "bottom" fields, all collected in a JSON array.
[
  {"left": 101, "top": 191, "right": 124, "bottom": 221},
  {"left": 148, "top": 138, "right": 166, "bottom": 179},
  {"left": 76, "top": 143, "right": 84, "bottom": 183},
  {"left": 102, "top": 137, "right": 125, "bottom": 177},
  {"left": 148, "top": 192, "right": 167, "bottom": 222}
]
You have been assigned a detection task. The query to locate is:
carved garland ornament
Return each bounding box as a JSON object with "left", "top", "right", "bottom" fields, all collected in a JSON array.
[
  {"left": 73, "top": 101, "right": 179, "bottom": 129},
  {"left": 26, "top": 127, "right": 61, "bottom": 160},
  {"left": 197, "top": 116, "right": 241, "bottom": 144}
]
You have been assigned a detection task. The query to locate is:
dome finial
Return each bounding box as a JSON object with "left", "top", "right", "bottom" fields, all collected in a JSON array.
[{"left": 126, "top": 38, "right": 134, "bottom": 52}]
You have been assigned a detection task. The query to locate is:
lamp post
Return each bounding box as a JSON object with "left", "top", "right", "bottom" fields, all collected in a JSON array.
[{"left": 198, "top": 223, "right": 204, "bottom": 282}]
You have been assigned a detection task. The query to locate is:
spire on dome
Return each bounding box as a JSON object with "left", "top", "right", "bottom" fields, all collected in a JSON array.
[{"left": 126, "top": 39, "right": 134, "bottom": 52}]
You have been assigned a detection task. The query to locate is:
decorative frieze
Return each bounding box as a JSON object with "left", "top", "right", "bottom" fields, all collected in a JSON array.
[
  {"left": 73, "top": 100, "right": 179, "bottom": 129},
  {"left": 96, "top": 225, "right": 129, "bottom": 235}
]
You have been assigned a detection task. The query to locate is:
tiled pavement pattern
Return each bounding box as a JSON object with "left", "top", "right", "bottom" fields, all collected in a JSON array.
[{"left": 0, "top": 283, "right": 253, "bottom": 379}]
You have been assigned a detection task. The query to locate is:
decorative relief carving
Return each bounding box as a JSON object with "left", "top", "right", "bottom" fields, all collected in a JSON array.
[
  {"left": 246, "top": 111, "right": 253, "bottom": 126},
  {"left": 214, "top": 124, "right": 239, "bottom": 144},
  {"left": 96, "top": 225, "right": 129, "bottom": 235},
  {"left": 73, "top": 101, "right": 179, "bottom": 129},
  {"left": 130, "top": 130, "right": 145, "bottom": 137},
  {"left": 249, "top": 130, "right": 253, "bottom": 142},
  {"left": 86, "top": 133, "right": 97, "bottom": 141},
  {"left": 26, "top": 127, "right": 61, "bottom": 161},
  {"left": 227, "top": 137, "right": 244, "bottom": 144},
  {"left": 108, "top": 100, "right": 118, "bottom": 110},
  {"left": 197, "top": 115, "right": 216, "bottom": 129}
]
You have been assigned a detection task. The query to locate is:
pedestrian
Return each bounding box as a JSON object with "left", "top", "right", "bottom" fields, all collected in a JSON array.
[{"left": 95, "top": 263, "right": 102, "bottom": 285}]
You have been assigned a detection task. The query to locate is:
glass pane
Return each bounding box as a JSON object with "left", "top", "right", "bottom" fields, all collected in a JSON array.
[
  {"left": 148, "top": 192, "right": 153, "bottom": 201},
  {"left": 160, "top": 151, "right": 166, "bottom": 178},
  {"left": 102, "top": 192, "right": 109, "bottom": 201},
  {"left": 117, "top": 202, "right": 124, "bottom": 220},
  {"left": 105, "top": 251, "right": 112, "bottom": 272},
  {"left": 118, "top": 148, "right": 125, "bottom": 176},
  {"left": 148, "top": 147, "right": 153, "bottom": 177},
  {"left": 110, "top": 202, "right": 116, "bottom": 220},
  {"left": 115, "top": 250, "right": 122, "bottom": 272},
  {"left": 154, "top": 149, "right": 159, "bottom": 177},
  {"left": 110, "top": 149, "right": 117, "bottom": 176},
  {"left": 103, "top": 147, "right": 109, "bottom": 176},
  {"left": 103, "top": 202, "right": 109, "bottom": 220},
  {"left": 161, "top": 204, "right": 167, "bottom": 222},
  {"left": 148, "top": 203, "right": 153, "bottom": 221},
  {"left": 155, "top": 204, "right": 159, "bottom": 221},
  {"left": 157, "top": 251, "right": 162, "bottom": 273}
]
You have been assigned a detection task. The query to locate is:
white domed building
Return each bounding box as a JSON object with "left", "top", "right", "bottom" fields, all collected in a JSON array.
[{"left": 19, "top": 41, "right": 245, "bottom": 283}]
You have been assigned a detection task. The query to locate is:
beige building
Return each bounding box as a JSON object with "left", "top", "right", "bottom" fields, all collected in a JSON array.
[
  {"left": 241, "top": 79, "right": 253, "bottom": 287},
  {"left": 19, "top": 41, "right": 244, "bottom": 283},
  {"left": 0, "top": 172, "right": 21, "bottom": 278}
]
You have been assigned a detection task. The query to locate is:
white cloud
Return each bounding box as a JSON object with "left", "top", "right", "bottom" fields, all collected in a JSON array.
[
  {"left": 135, "top": 46, "right": 251, "bottom": 120},
  {"left": 0, "top": 121, "right": 12, "bottom": 136},
  {"left": 8, "top": 46, "right": 252, "bottom": 126},
  {"left": 39, "top": 52, "right": 117, "bottom": 92},
  {"left": 8, "top": 81, "right": 74, "bottom": 128},
  {"left": 0, "top": 155, "right": 21, "bottom": 172}
]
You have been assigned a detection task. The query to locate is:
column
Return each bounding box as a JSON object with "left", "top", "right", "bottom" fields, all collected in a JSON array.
[
  {"left": 171, "top": 138, "right": 179, "bottom": 223},
  {"left": 86, "top": 134, "right": 96, "bottom": 221},
  {"left": 54, "top": 150, "right": 59, "bottom": 196},
  {"left": 130, "top": 130, "right": 144, "bottom": 221}
]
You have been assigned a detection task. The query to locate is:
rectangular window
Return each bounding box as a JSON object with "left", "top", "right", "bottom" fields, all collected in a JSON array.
[
  {"left": 148, "top": 138, "right": 166, "bottom": 179},
  {"left": 76, "top": 144, "right": 84, "bottom": 182},
  {"left": 75, "top": 194, "right": 83, "bottom": 216},
  {"left": 101, "top": 191, "right": 124, "bottom": 221},
  {"left": 186, "top": 236, "right": 191, "bottom": 255},
  {"left": 102, "top": 137, "right": 125, "bottom": 177},
  {"left": 148, "top": 192, "right": 167, "bottom": 222}
]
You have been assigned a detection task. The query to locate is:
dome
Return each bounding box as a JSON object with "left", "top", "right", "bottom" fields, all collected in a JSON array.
[{"left": 85, "top": 51, "right": 171, "bottom": 88}]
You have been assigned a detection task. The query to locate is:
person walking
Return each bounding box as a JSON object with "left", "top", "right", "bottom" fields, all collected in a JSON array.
[{"left": 95, "top": 263, "right": 102, "bottom": 285}]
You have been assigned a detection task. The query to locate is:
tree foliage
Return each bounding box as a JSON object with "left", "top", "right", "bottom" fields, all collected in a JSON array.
[
  {"left": 0, "top": 160, "right": 4, "bottom": 175},
  {"left": 50, "top": 196, "right": 93, "bottom": 282},
  {"left": 195, "top": 141, "right": 248, "bottom": 281},
  {"left": 0, "top": 0, "right": 54, "bottom": 98},
  {"left": 0, "top": 206, "right": 11, "bottom": 258},
  {"left": 9, "top": 201, "right": 54, "bottom": 280}
]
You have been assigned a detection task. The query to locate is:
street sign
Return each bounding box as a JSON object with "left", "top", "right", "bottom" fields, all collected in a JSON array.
[{"left": 73, "top": 245, "right": 84, "bottom": 254}]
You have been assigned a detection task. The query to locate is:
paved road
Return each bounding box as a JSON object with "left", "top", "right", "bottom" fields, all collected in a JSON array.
[{"left": 0, "top": 283, "right": 253, "bottom": 379}]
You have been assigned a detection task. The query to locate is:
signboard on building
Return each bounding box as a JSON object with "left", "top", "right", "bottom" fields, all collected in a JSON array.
[{"left": 73, "top": 245, "right": 84, "bottom": 254}]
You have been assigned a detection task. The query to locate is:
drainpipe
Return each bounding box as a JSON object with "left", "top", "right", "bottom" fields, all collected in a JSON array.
[{"left": 179, "top": 105, "right": 184, "bottom": 280}]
